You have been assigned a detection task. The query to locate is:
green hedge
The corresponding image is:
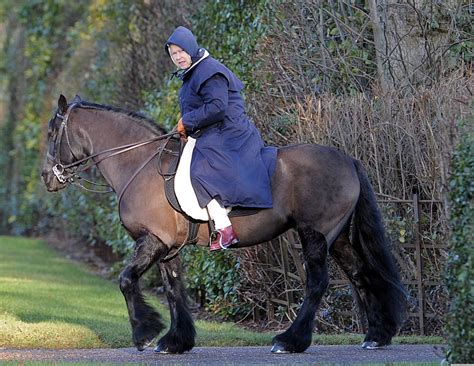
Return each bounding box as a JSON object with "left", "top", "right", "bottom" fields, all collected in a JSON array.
[
  {"left": 445, "top": 117, "right": 474, "bottom": 363},
  {"left": 1, "top": 0, "right": 273, "bottom": 319}
]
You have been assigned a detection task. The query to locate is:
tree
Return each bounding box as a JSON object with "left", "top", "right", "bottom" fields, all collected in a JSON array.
[{"left": 368, "top": 0, "right": 462, "bottom": 91}]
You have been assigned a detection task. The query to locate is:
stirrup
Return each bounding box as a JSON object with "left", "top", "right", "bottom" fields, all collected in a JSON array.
[{"left": 210, "top": 226, "right": 239, "bottom": 251}]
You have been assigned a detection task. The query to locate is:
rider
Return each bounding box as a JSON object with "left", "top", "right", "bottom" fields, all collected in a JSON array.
[{"left": 165, "top": 26, "right": 276, "bottom": 251}]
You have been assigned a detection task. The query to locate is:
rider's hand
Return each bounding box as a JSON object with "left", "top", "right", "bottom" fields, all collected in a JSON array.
[{"left": 177, "top": 118, "right": 187, "bottom": 139}]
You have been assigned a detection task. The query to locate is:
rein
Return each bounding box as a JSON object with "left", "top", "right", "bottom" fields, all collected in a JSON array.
[
  {"left": 49, "top": 103, "right": 180, "bottom": 194},
  {"left": 116, "top": 133, "right": 179, "bottom": 207},
  {"left": 49, "top": 102, "right": 197, "bottom": 262}
]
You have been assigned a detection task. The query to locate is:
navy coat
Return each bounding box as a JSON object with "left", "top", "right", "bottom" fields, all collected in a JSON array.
[{"left": 166, "top": 27, "right": 276, "bottom": 208}]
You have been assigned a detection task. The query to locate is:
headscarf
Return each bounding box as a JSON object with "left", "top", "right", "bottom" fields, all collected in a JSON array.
[{"left": 165, "top": 26, "right": 208, "bottom": 79}]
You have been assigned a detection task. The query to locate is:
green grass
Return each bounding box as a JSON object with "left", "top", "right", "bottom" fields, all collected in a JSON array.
[
  {"left": 0, "top": 236, "right": 443, "bottom": 350},
  {"left": 194, "top": 319, "right": 272, "bottom": 346},
  {"left": 0, "top": 235, "right": 272, "bottom": 349},
  {"left": 0, "top": 236, "right": 131, "bottom": 348}
]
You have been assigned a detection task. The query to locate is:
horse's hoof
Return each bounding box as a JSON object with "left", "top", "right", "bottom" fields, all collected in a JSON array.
[
  {"left": 271, "top": 344, "right": 290, "bottom": 353},
  {"left": 154, "top": 345, "right": 170, "bottom": 354},
  {"left": 361, "top": 341, "right": 382, "bottom": 349},
  {"left": 136, "top": 339, "right": 154, "bottom": 352}
]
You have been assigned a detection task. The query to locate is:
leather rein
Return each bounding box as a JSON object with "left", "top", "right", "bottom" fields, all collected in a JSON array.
[
  {"left": 48, "top": 102, "right": 180, "bottom": 201},
  {"left": 48, "top": 102, "right": 199, "bottom": 263}
]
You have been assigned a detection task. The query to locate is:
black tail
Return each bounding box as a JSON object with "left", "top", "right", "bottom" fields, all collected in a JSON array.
[{"left": 353, "top": 160, "right": 408, "bottom": 334}]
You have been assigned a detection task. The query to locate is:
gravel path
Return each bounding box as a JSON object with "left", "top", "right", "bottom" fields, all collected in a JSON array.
[{"left": 0, "top": 344, "right": 444, "bottom": 365}]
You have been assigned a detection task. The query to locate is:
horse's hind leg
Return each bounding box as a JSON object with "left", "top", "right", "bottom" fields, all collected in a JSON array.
[
  {"left": 119, "top": 233, "right": 167, "bottom": 351},
  {"left": 155, "top": 256, "right": 195, "bottom": 354},
  {"left": 272, "top": 226, "right": 329, "bottom": 353},
  {"left": 330, "top": 228, "right": 396, "bottom": 348}
]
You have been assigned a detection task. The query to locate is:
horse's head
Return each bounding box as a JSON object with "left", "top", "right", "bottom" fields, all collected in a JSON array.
[{"left": 41, "top": 94, "right": 89, "bottom": 192}]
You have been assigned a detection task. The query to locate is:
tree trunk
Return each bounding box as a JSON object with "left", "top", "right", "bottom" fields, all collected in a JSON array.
[
  {"left": 368, "top": 0, "right": 390, "bottom": 91},
  {"left": 0, "top": 13, "right": 26, "bottom": 231},
  {"left": 368, "top": 0, "right": 456, "bottom": 91}
]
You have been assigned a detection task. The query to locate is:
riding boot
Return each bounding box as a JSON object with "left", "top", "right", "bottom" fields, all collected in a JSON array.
[
  {"left": 207, "top": 199, "right": 239, "bottom": 251},
  {"left": 210, "top": 225, "right": 239, "bottom": 251}
]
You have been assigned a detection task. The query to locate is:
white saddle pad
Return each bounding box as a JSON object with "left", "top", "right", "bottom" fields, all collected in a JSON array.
[{"left": 174, "top": 137, "right": 210, "bottom": 221}]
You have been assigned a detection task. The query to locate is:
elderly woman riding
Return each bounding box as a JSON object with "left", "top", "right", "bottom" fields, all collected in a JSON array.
[{"left": 165, "top": 26, "right": 276, "bottom": 251}]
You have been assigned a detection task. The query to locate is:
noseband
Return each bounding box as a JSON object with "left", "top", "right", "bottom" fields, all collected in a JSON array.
[{"left": 47, "top": 103, "right": 80, "bottom": 184}]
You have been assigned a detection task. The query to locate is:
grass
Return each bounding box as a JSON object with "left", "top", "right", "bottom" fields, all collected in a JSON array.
[
  {"left": 0, "top": 236, "right": 131, "bottom": 348},
  {"left": 0, "top": 235, "right": 272, "bottom": 349},
  {"left": 0, "top": 236, "right": 443, "bottom": 350}
]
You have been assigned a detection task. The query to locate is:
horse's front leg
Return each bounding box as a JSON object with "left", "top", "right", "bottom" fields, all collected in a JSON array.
[
  {"left": 119, "top": 233, "right": 167, "bottom": 351},
  {"left": 155, "top": 255, "right": 196, "bottom": 353}
]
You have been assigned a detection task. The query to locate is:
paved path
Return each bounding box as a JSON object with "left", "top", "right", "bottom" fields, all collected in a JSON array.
[{"left": 0, "top": 345, "right": 444, "bottom": 365}]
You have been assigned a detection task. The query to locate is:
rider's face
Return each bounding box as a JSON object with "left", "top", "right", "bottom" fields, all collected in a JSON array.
[{"left": 169, "top": 44, "right": 192, "bottom": 69}]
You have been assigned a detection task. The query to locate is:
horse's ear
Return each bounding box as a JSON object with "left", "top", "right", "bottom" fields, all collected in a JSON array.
[
  {"left": 58, "top": 94, "right": 68, "bottom": 114},
  {"left": 71, "top": 94, "right": 82, "bottom": 104}
]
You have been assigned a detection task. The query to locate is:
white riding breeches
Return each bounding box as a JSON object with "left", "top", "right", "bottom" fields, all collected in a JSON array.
[{"left": 207, "top": 199, "right": 231, "bottom": 230}]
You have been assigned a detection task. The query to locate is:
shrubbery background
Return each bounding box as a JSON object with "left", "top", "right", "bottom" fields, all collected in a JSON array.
[{"left": 0, "top": 1, "right": 471, "bottom": 361}]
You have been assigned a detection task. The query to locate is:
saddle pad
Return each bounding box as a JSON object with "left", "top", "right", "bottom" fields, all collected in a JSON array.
[
  {"left": 174, "top": 137, "right": 210, "bottom": 221},
  {"left": 173, "top": 137, "right": 262, "bottom": 220}
]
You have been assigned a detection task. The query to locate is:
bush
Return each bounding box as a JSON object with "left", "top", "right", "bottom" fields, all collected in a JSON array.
[
  {"left": 445, "top": 116, "right": 474, "bottom": 363},
  {"left": 141, "top": 0, "right": 271, "bottom": 319},
  {"left": 182, "top": 246, "right": 248, "bottom": 319}
]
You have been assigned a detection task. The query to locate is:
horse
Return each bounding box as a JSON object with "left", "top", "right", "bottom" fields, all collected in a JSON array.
[{"left": 41, "top": 94, "right": 407, "bottom": 354}]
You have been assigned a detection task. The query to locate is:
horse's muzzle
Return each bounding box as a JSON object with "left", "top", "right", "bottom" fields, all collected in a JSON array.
[{"left": 41, "top": 169, "right": 66, "bottom": 192}]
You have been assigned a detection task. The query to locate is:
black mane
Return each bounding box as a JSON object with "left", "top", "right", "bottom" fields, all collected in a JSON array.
[{"left": 78, "top": 101, "right": 168, "bottom": 135}]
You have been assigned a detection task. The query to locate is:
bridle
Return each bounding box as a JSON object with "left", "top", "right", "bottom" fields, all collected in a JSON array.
[
  {"left": 47, "top": 102, "right": 180, "bottom": 197},
  {"left": 48, "top": 102, "right": 200, "bottom": 263}
]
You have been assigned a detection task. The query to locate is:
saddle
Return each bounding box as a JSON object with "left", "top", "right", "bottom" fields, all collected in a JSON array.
[{"left": 157, "top": 136, "right": 259, "bottom": 259}]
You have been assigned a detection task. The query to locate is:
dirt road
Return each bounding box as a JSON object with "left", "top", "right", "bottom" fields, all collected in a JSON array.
[{"left": 0, "top": 344, "right": 444, "bottom": 365}]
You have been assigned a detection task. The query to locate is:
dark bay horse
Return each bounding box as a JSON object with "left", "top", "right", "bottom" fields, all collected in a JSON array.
[{"left": 41, "top": 95, "right": 407, "bottom": 354}]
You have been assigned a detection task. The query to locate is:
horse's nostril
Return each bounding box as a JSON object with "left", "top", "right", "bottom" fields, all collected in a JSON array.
[{"left": 41, "top": 170, "right": 51, "bottom": 183}]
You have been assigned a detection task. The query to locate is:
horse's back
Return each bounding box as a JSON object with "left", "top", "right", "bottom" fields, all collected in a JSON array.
[
  {"left": 272, "top": 143, "right": 360, "bottom": 242},
  {"left": 275, "top": 143, "right": 359, "bottom": 188}
]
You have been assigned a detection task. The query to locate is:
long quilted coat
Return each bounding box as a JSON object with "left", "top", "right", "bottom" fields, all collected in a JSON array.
[{"left": 166, "top": 26, "right": 276, "bottom": 208}]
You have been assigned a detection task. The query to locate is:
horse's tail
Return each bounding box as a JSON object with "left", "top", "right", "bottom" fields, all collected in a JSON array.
[{"left": 352, "top": 159, "right": 408, "bottom": 333}]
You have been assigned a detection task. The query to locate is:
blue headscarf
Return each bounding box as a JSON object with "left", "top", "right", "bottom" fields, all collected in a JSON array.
[
  {"left": 165, "top": 26, "right": 208, "bottom": 79},
  {"left": 165, "top": 26, "right": 204, "bottom": 62}
]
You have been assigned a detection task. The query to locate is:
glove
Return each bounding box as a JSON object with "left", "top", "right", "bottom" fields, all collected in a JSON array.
[{"left": 177, "top": 118, "right": 187, "bottom": 138}]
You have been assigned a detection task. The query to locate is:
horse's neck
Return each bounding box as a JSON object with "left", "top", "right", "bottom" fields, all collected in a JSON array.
[{"left": 81, "top": 109, "right": 159, "bottom": 192}]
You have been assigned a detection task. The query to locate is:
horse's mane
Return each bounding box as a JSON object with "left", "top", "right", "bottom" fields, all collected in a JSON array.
[{"left": 79, "top": 101, "right": 168, "bottom": 135}]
